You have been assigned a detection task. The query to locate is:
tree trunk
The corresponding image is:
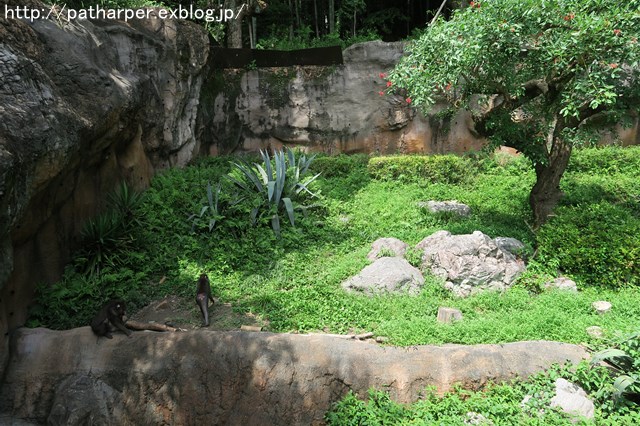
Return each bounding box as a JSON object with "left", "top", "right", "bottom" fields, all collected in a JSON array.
[
  {"left": 313, "top": 0, "right": 319, "bottom": 37},
  {"left": 529, "top": 124, "right": 573, "bottom": 228},
  {"left": 328, "top": 0, "right": 335, "bottom": 34},
  {"left": 225, "top": 0, "right": 245, "bottom": 48},
  {"left": 353, "top": 9, "right": 356, "bottom": 37}
]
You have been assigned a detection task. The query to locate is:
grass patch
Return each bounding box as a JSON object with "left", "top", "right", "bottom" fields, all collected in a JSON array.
[
  {"left": 29, "top": 147, "right": 640, "bottom": 347},
  {"left": 28, "top": 146, "right": 640, "bottom": 422}
]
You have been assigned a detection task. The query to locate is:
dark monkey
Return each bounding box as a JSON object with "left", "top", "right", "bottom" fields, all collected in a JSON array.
[
  {"left": 91, "top": 300, "right": 132, "bottom": 339},
  {"left": 196, "top": 274, "right": 215, "bottom": 326}
]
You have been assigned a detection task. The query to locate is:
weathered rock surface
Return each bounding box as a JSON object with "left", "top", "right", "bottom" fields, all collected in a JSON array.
[
  {"left": 0, "top": 2, "right": 208, "bottom": 374},
  {"left": 416, "top": 230, "right": 525, "bottom": 297},
  {"left": 421, "top": 200, "right": 471, "bottom": 217},
  {"left": 0, "top": 328, "right": 588, "bottom": 425},
  {"left": 586, "top": 326, "right": 604, "bottom": 339},
  {"left": 342, "top": 257, "right": 425, "bottom": 295},
  {"left": 545, "top": 277, "right": 578, "bottom": 292},
  {"left": 437, "top": 307, "right": 463, "bottom": 324},
  {"left": 493, "top": 237, "right": 526, "bottom": 258},
  {"left": 207, "top": 40, "right": 486, "bottom": 156},
  {"left": 550, "top": 378, "right": 595, "bottom": 421},
  {"left": 366, "top": 237, "right": 410, "bottom": 261},
  {"left": 592, "top": 301, "right": 612, "bottom": 314}
]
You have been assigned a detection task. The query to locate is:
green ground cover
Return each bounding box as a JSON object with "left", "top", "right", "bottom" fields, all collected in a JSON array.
[{"left": 29, "top": 146, "right": 640, "bottom": 424}]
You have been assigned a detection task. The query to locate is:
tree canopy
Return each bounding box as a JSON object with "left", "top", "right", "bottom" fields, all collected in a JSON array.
[{"left": 389, "top": 0, "right": 640, "bottom": 226}]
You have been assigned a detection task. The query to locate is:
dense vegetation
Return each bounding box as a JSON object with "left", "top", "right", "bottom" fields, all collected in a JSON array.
[
  {"left": 29, "top": 146, "right": 640, "bottom": 423},
  {"left": 389, "top": 0, "right": 640, "bottom": 227},
  {"left": 29, "top": 146, "right": 640, "bottom": 340},
  {"left": 55, "top": 0, "right": 453, "bottom": 48}
]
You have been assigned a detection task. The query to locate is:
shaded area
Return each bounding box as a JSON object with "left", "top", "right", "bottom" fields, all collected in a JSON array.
[
  {"left": 210, "top": 46, "right": 344, "bottom": 68},
  {"left": 0, "top": 327, "right": 587, "bottom": 425}
]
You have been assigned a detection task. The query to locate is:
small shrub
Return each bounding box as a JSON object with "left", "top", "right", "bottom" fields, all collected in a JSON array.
[
  {"left": 567, "top": 146, "right": 640, "bottom": 176},
  {"left": 189, "top": 181, "right": 225, "bottom": 232},
  {"left": 536, "top": 201, "right": 640, "bottom": 288},
  {"left": 309, "top": 154, "right": 368, "bottom": 178},
  {"left": 27, "top": 272, "right": 101, "bottom": 329},
  {"left": 367, "top": 154, "right": 473, "bottom": 185},
  {"left": 325, "top": 389, "right": 410, "bottom": 425},
  {"left": 78, "top": 182, "right": 144, "bottom": 275},
  {"left": 591, "top": 329, "right": 640, "bottom": 406}
]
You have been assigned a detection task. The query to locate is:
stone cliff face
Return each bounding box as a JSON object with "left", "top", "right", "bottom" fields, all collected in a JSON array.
[
  {"left": 0, "top": 2, "right": 209, "bottom": 371},
  {"left": 0, "top": 328, "right": 587, "bottom": 425},
  {"left": 0, "top": 9, "right": 487, "bottom": 377},
  {"left": 203, "top": 40, "right": 487, "bottom": 156},
  {"left": 1, "top": 0, "right": 638, "bottom": 385}
]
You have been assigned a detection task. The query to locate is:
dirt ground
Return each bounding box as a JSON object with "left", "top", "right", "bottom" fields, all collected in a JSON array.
[{"left": 129, "top": 295, "right": 268, "bottom": 331}]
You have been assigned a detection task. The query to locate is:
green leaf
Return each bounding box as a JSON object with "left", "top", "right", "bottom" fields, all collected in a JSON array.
[
  {"left": 612, "top": 375, "right": 637, "bottom": 400},
  {"left": 283, "top": 197, "right": 295, "bottom": 226},
  {"left": 267, "top": 181, "right": 276, "bottom": 202}
]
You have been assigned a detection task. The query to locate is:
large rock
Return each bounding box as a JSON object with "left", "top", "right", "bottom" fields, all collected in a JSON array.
[
  {"left": 0, "top": 3, "right": 208, "bottom": 375},
  {"left": 342, "top": 257, "right": 425, "bottom": 295},
  {"left": 421, "top": 200, "right": 471, "bottom": 217},
  {"left": 47, "top": 374, "right": 126, "bottom": 425},
  {"left": 207, "top": 40, "right": 486, "bottom": 156},
  {"left": 366, "top": 237, "right": 410, "bottom": 261},
  {"left": 550, "top": 378, "right": 595, "bottom": 421},
  {"left": 416, "top": 230, "right": 525, "bottom": 297},
  {"left": 0, "top": 328, "right": 588, "bottom": 425}
]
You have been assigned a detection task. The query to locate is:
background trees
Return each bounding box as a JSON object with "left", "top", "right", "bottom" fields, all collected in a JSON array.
[
  {"left": 220, "top": 0, "right": 458, "bottom": 48},
  {"left": 389, "top": 0, "right": 640, "bottom": 227}
]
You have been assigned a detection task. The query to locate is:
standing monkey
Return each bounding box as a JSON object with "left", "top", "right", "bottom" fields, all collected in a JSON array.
[
  {"left": 91, "top": 300, "right": 132, "bottom": 338},
  {"left": 196, "top": 274, "right": 215, "bottom": 326}
]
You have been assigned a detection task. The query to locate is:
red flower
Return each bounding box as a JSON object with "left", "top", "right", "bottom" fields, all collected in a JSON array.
[
  {"left": 378, "top": 91, "right": 384, "bottom": 96},
  {"left": 470, "top": 1, "right": 480, "bottom": 8},
  {"left": 386, "top": 80, "right": 393, "bottom": 87},
  {"left": 613, "top": 29, "right": 622, "bottom": 36},
  {"left": 406, "top": 97, "right": 412, "bottom": 104},
  {"left": 445, "top": 83, "right": 452, "bottom": 91},
  {"left": 379, "top": 72, "right": 387, "bottom": 79},
  {"left": 609, "top": 63, "right": 619, "bottom": 69},
  {"left": 563, "top": 13, "right": 574, "bottom": 21}
]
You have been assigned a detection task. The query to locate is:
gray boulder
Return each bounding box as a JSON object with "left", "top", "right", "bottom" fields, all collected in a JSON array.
[
  {"left": 47, "top": 374, "right": 125, "bottom": 426},
  {"left": 367, "top": 237, "right": 410, "bottom": 261},
  {"left": 416, "top": 230, "right": 525, "bottom": 297},
  {"left": 550, "top": 378, "right": 595, "bottom": 421},
  {"left": 342, "top": 257, "right": 425, "bottom": 296},
  {"left": 420, "top": 200, "right": 471, "bottom": 217},
  {"left": 545, "top": 277, "right": 578, "bottom": 292},
  {"left": 494, "top": 237, "right": 526, "bottom": 257}
]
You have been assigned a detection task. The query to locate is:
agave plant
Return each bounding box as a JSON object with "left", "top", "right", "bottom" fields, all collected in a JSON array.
[
  {"left": 224, "top": 147, "right": 320, "bottom": 237},
  {"left": 591, "top": 330, "right": 640, "bottom": 404},
  {"left": 189, "top": 181, "right": 224, "bottom": 232}
]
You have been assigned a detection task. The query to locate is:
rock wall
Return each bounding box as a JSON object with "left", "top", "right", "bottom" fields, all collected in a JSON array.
[
  {"left": 0, "top": 2, "right": 209, "bottom": 372},
  {"left": 0, "top": 327, "right": 587, "bottom": 425},
  {"left": 202, "top": 41, "right": 640, "bottom": 156},
  {"left": 203, "top": 40, "right": 487, "bottom": 156},
  {"left": 0, "top": 0, "right": 637, "bottom": 395}
]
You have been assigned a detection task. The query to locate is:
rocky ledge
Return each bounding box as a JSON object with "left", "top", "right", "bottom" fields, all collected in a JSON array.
[{"left": 0, "top": 327, "right": 587, "bottom": 425}]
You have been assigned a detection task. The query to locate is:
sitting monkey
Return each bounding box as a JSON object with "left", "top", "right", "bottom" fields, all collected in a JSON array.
[
  {"left": 91, "top": 299, "right": 132, "bottom": 339},
  {"left": 196, "top": 274, "right": 215, "bottom": 327}
]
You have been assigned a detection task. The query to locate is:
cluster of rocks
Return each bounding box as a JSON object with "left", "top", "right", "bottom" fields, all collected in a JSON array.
[{"left": 342, "top": 229, "right": 527, "bottom": 297}]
